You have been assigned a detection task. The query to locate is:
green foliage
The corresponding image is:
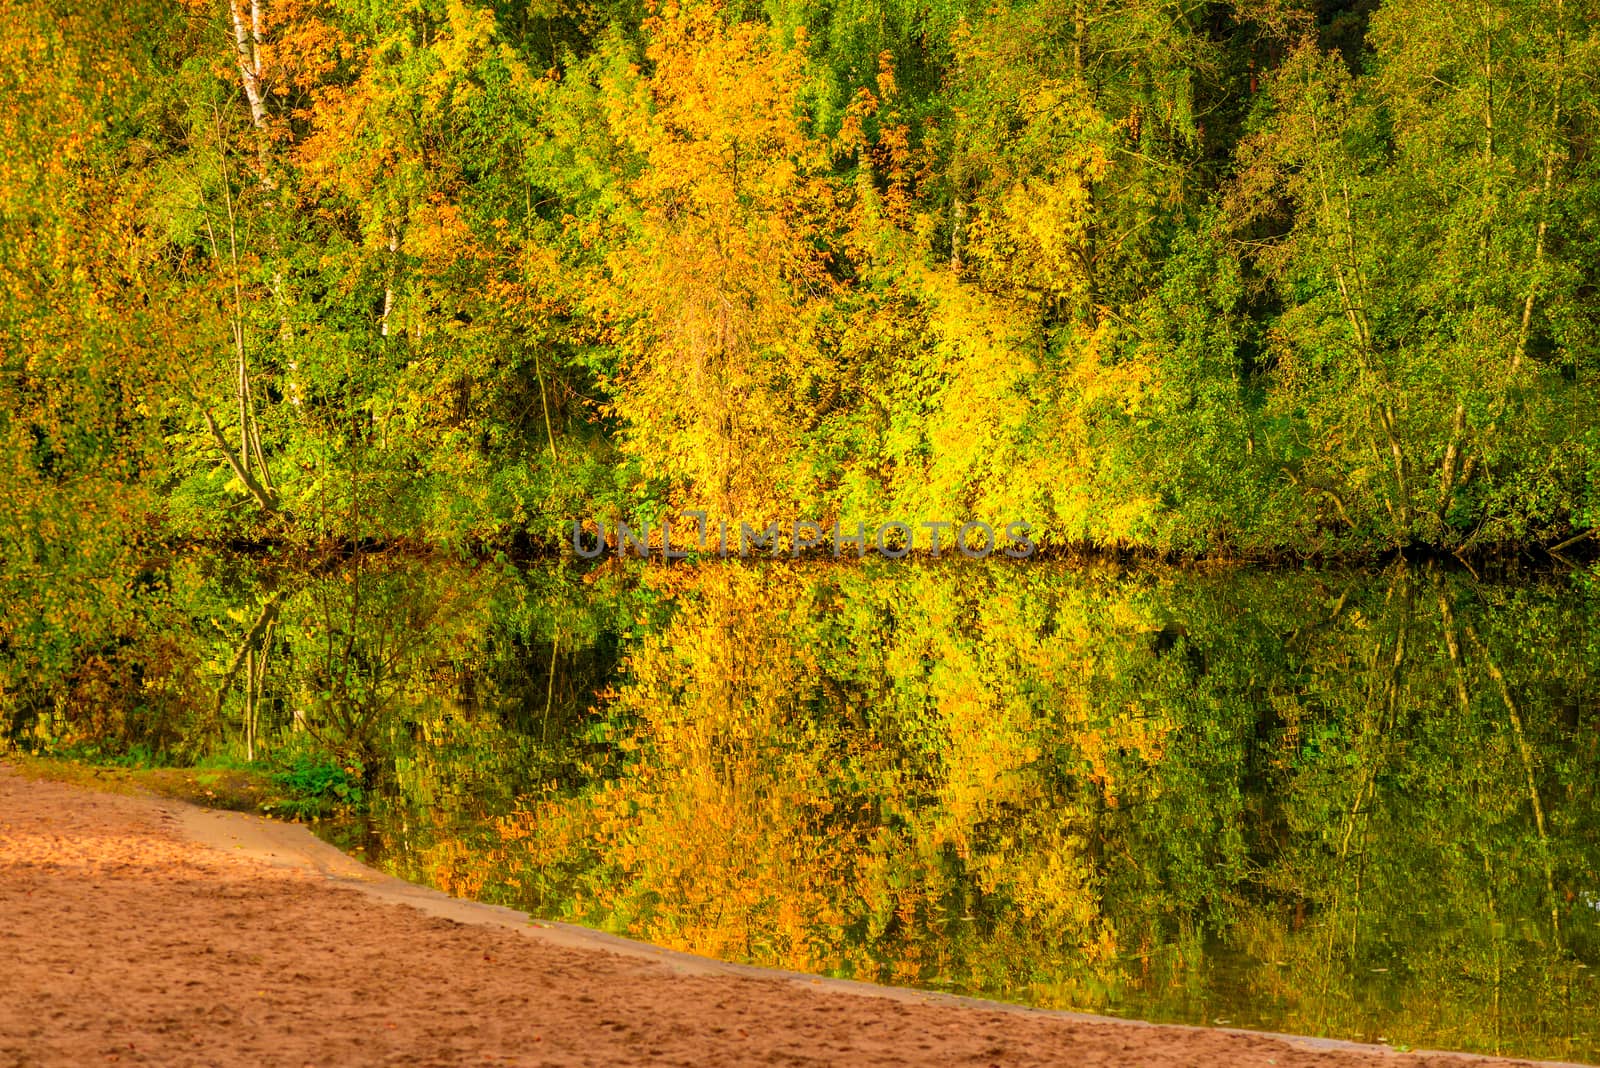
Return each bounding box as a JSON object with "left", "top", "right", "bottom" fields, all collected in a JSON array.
[
  {"left": 264, "top": 748, "right": 367, "bottom": 820},
  {"left": 37, "top": 742, "right": 174, "bottom": 770},
  {"left": 3, "top": 0, "right": 1595, "bottom": 556},
  {"left": 1, "top": 0, "right": 1597, "bottom": 937}
]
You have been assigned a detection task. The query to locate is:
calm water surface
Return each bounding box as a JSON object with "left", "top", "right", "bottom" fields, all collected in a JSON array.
[{"left": 73, "top": 555, "right": 1600, "bottom": 1059}]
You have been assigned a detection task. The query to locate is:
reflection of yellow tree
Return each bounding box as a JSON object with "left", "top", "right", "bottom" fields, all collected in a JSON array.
[
  {"left": 504, "top": 565, "right": 865, "bottom": 971},
  {"left": 495, "top": 564, "right": 1184, "bottom": 991}
]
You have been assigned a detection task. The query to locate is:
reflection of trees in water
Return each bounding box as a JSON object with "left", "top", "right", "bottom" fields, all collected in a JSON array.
[
  {"left": 468, "top": 561, "right": 1599, "bottom": 1060},
  {"left": 7, "top": 554, "right": 1598, "bottom": 1059},
  {"left": 209, "top": 590, "right": 280, "bottom": 760},
  {"left": 202, "top": 554, "right": 635, "bottom": 794}
]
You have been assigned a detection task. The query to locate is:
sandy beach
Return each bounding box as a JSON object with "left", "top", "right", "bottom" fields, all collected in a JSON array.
[{"left": 0, "top": 763, "right": 1567, "bottom": 1068}]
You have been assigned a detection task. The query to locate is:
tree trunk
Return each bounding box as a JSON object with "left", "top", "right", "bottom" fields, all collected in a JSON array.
[
  {"left": 201, "top": 407, "right": 279, "bottom": 512},
  {"left": 228, "top": 0, "right": 269, "bottom": 133}
]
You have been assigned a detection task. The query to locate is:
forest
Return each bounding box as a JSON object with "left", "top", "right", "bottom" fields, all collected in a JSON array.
[
  {"left": 3, "top": 0, "right": 1598, "bottom": 570},
  {"left": 5, "top": 4, "right": 1599, "bottom": 1052}
]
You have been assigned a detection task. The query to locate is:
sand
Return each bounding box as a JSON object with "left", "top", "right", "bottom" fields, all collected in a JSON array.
[{"left": 0, "top": 763, "right": 1567, "bottom": 1068}]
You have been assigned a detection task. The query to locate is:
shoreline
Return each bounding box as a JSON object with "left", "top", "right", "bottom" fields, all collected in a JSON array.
[
  {"left": 153, "top": 531, "right": 1600, "bottom": 573},
  {"left": 175, "top": 794, "right": 1584, "bottom": 1064},
  {"left": 1, "top": 760, "right": 1584, "bottom": 1068}
]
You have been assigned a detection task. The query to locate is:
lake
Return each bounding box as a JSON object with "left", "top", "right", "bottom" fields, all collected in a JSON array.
[{"left": 19, "top": 552, "right": 1600, "bottom": 1061}]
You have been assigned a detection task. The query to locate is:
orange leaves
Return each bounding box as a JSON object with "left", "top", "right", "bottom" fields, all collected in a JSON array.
[
  {"left": 271, "top": 1, "right": 353, "bottom": 101},
  {"left": 293, "top": 79, "right": 385, "bottom": 193},
  {"left": 408, "top": 196, "right": 479, "bottom": 264},
  {"left": 835, "top": 52, "right": 921, "bottom": 242},
  {"left": 294, "top": 1, "right": 527, "bottom": 203},
  {"left": 626, "top": 1, "right": 826, "bottom": 266}
]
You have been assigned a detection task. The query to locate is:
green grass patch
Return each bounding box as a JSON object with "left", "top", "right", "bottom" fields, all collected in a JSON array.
[{"left": 2, "top": 745, "right": 366, "bottom": 821}]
